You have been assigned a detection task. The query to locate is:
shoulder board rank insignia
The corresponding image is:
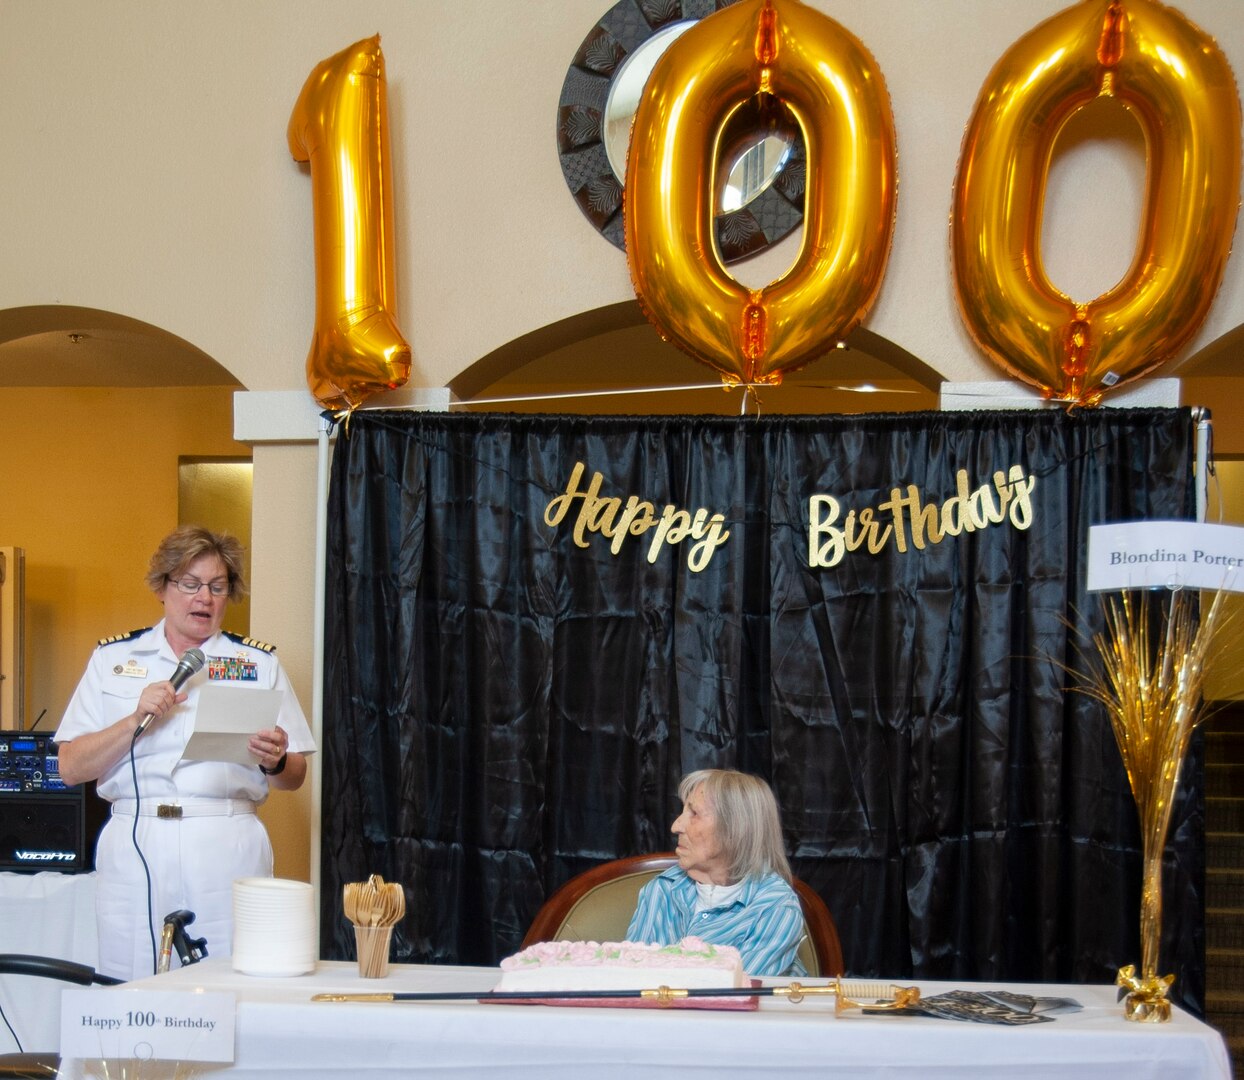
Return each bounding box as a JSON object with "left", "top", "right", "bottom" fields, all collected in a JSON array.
[
  {"left": 224, "top": 630, "right": 276, "bottom": 653},
  {"left": 97, "top": 627, "right": 151, "bottom": 648}
]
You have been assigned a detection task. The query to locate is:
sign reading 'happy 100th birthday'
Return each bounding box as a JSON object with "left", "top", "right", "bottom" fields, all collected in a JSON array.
[{"left": 543, "top": 462, "right": 1037, "bottom": 572}]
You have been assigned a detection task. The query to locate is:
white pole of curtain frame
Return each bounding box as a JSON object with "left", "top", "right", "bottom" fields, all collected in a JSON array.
[
  {"left": 310, "top": 418, "right": 332, "bottom": 916},
  {"left": 1194, "top": 407, "right": 1211, "bottom": 523}
]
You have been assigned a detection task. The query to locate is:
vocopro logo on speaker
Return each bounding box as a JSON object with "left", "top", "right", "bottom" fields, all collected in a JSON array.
[{"left": 14, "top": 849, "right": 75, "bottom": 863}]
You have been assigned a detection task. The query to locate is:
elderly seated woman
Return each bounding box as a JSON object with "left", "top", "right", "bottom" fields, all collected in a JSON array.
[{"left": 626, "top": 768, "right": 805, "bottom": 977}]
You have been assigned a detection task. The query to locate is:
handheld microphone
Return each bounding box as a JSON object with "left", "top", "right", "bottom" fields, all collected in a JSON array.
[{"left": 134, "top": 647, "right": 206, "bottom": 737}]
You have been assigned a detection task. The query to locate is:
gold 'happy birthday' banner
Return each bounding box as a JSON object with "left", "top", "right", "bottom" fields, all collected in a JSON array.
[{"left": 543, "top": 463, "right": 1037, "bottom": 572}]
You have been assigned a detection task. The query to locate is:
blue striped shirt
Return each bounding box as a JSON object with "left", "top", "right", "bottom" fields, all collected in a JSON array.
[{"left": 626, "top": 867, "right": 806, "bottom": 977}]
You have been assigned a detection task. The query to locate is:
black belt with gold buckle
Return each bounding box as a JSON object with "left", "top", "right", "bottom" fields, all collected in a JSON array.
[{"left": 157, "top": 805, "right": 183, "bottom": 819}]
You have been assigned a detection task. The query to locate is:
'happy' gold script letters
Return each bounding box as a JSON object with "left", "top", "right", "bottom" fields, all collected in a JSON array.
[
  {"left": 544, "top": 462, "right": 731, "bottom": 572},
  {"left": 808, "top": 465, "right": 1036, "bottom": 568},
  {"left": 544, "top": 463, "right": 1036, "bottom": 572}
]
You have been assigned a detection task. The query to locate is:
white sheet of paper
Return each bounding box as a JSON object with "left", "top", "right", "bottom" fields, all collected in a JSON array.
[{"left": 182, "top": 685, "right": 282, "bottom": 765}]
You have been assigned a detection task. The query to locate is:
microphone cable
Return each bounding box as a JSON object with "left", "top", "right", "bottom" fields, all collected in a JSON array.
[
  {"left": 0, "top": 999, "right": 20, "bottom": 1054},
  {"left": 128, "top": 725, "right": 160, "bottom": 977},
  {"left": 125, "top": 647, "right": 205, "bottom": 975}
]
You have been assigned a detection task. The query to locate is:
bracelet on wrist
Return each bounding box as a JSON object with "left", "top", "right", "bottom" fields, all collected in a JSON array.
[{"left": 260, "top": 752, "right": 287, "bottom": 776}]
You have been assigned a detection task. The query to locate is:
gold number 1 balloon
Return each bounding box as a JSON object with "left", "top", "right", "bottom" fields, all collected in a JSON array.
[
  {"left": 625, "top": 0, "right": 897, "bottom": 385},
  {"left": 952, "top": 0, "right": 1241, "bottom": 406},
  {"left": 289, "top": 35, "right": 411, "bottom": 411}
]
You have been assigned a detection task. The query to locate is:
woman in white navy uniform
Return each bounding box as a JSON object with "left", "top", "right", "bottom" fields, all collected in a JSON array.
[{"left": 55, "top": 526, "right": 315, "bottom": 981}]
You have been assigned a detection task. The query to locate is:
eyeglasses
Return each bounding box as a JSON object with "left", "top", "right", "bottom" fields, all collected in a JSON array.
[{"left": 169, "top": 577, "right": 229, "bottom": 597}]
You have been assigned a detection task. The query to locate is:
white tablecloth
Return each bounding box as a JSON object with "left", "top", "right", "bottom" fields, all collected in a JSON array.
[
  {"left": 56, "top": 957, "right": 1232, "bottom": 1080},
  {"left": 0, "top": 871, "right": 98, "bottom": 1054}
]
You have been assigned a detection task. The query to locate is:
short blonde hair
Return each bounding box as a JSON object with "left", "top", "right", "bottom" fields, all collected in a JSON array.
[
  {"left": 679, "top": 769, "right": 792, "bottom": 884},
  {"left": 144, "top": 525, "right": 248, "bottom": 602}
]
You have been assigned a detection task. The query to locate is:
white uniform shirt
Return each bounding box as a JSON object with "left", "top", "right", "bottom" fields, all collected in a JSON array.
[{"left": 55, "top": 619, "right": 316, "bottom": 803}]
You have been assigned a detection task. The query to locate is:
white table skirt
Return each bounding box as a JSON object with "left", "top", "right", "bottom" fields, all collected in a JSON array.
[
  {"left": 0, "top": 870, "right": 98, "bottom": 1054},
  {"left": 55, "top": 957, "right": 1232, "bottom": 1080}
]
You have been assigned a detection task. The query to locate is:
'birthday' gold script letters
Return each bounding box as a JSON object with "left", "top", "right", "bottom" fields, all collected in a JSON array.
[
  {"left": 544, "top": 462, "right": 730, "bottom": 572},
  {"left": 808, "top": 465, "right": 1037, "bottom": 568}
]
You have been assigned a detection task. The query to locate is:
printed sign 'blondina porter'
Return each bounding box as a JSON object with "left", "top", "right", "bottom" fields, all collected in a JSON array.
[{"left": 1087, "top": 521, "right": 1244, "bottom": 593}]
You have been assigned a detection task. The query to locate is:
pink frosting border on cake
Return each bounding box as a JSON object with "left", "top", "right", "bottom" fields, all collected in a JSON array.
[{"left": 500, "top": 936, "right": 742, "bottom": 971}]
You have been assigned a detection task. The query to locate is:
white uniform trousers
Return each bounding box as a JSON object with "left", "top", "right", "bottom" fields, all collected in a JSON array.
[{"left": 95, "top": 802, "right": 272, "bottom": 981}]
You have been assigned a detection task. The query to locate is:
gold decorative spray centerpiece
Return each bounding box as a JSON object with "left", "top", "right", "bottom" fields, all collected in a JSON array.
[{"left": 1077, "top": 587, "right": 1227, "bottom": 1022}]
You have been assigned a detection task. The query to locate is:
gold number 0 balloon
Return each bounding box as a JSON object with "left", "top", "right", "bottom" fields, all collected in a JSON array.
[
  {"left": 289, "top": 36, "right": 411, "bottom": 411},
  {"left": 952, "top": 0, "right": 1241, "bottom": 406},
  {"left": 625, "top": 0, "right": 897, "bottom": 385}
]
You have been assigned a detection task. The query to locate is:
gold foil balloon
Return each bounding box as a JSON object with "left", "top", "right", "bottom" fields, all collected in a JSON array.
[
  {"left": 625, "top": 0, "right": 897, "bottom": 385},
  {"left": 289, "top": 35, "right": 411, "bottom": 411},
  {"left": 952, "top": 0, "right": 1242, "bottom": 406}
]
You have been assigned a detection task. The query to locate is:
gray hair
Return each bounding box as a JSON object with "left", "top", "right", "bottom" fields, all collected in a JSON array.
[{"left": 679, "top": 769, "right": 792, "bottom": 884}]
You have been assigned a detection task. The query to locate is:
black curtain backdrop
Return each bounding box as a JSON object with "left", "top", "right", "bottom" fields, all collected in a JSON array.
[{"left": 321, "top": 407, "right": 1204, "bottom": 1012}]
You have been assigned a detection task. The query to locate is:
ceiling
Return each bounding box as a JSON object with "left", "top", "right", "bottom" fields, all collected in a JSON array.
[
  {"left": 0, "top": 306, "right": 239, "bottom": 388},
  {"left": 457, "top": 321, "right": 940, "bottom": 415},
  {"left": 0, "top": 301, "right": 944, "bottom": 415},
  {"left": 1175, "top": 323, "right": 1244, "bottom": 378},
  {"left": 447, "top": 299, "right": 945, "bottom": 415},
  {"left": 0, "top": 302, "right": 1235, "bottom": 414}
]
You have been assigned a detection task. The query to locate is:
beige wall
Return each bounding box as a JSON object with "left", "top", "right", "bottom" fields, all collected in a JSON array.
[
  {"left": 4, "top": 0, "right": 1242, "bottom": 389},
  {"left": 1205, "top": 461, "right": 1244, "bottom": 701},
  {"left": 4, "top": 0, "right": 1244, "bottom": 881},
  {"left": 250, "top": 442, "right": 321, "bottom": 882}
]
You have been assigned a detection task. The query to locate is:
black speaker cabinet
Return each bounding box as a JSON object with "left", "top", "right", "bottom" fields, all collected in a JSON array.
[
  {"left": 0, "top": 730, "right": 105, "bottom": 873},
  {"left": 0, "top": 792, "right": 88, "bottom": 872}
]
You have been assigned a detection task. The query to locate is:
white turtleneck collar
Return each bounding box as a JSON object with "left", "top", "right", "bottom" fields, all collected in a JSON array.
[{"left": 693, "top": 877, "right": 746, "bottom": 913}]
